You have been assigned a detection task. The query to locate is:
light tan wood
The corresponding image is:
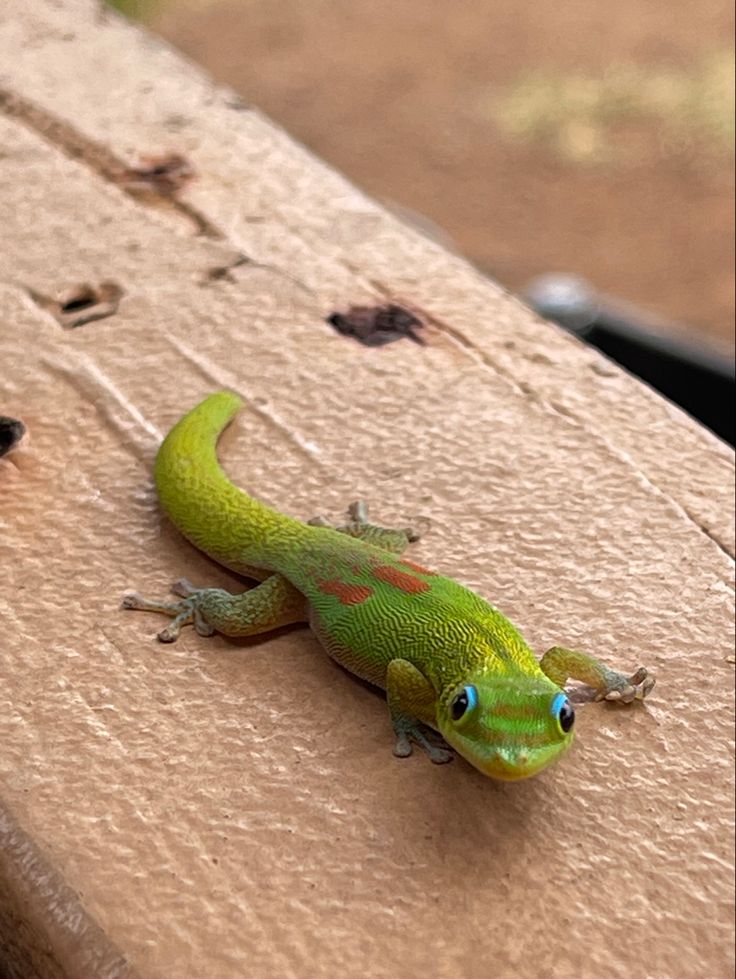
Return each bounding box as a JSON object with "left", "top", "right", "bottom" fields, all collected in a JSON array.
[{"left": 0, "top": 3, "right": 733, "bottom": 978}]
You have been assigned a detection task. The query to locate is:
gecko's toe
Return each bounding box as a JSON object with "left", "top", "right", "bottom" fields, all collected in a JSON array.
[
  {"left": 600, "top": 688, "right": 625, "bottom": 702},
  {"left": 307, "top": 515, "right": 331, "bottom": 527},
  {"left": 121, "top": 593, "right": 144, "bottom": 609},
  {"left": 348, "top": 500, "right": 369, "bottom": 524},
  {"left": 596, "top": 666, "right": 655, "bottom": 704},
  {"left": 171, "top": 578, "right": 197, "bottom": 598},
  {"left": 157, "top": 627, "right": 179, "bottom": 643},
  {"left": 393, "top": 733, "right": 413, "bottom": 758},
  {"left": 637, "top": 673, "right": 656, "bottom": 700}
]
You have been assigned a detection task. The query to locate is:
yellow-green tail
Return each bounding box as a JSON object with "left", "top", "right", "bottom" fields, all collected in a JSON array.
[{"left": 154, "top": 391, "right": 305, "bottom": 574}]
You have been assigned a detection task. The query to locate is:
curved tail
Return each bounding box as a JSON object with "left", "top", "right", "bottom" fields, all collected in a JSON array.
[{"left": 154, "top": 391, "right": 305, "bottom": 574}]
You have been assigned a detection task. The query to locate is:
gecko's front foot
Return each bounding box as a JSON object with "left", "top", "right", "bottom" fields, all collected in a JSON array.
[
  {"left": 594, "top": 666, "right": 655, "bottom": 703},
  {"left": 393, "top": 719, "right": 455, "bottom": 765},
  {"left": 539, "top": 646, "right": 655, "bottom": 705}
]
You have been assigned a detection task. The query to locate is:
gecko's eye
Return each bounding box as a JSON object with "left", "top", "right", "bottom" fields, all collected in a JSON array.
[
  {"left": 450, "top": 685, "right": 478, "bottom": 722},
  {"left": 552, "top": 692, "right": 575, "bottom": 734}
]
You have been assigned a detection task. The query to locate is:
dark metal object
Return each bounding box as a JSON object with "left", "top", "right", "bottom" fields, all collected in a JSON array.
[{"left": 525, "top": 275, "right": 735, "bottom": 446}]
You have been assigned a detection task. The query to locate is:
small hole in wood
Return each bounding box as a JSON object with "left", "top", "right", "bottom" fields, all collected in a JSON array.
[
  {"left": 0, "top": 417, "right": 25, "bottom": 457},
  {"left": 327, "top": 304, "right": 425, "bottom": 347},
  {"left": 121, "top": 153, "right": 196, "bottom": 197},
  {"left": 28, "top": 281, "right": 124, "bottom": 329},
  {"left": 60, "top": 286, "right": 99, "bottom": 313}
]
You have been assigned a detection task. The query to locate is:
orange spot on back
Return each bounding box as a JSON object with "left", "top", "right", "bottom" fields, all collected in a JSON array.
[
  {"left": 372, "top": 564, "right": 430, "bottom": 594},
  {"left": 318, "top": 580, "right": 373, "bottom": 605},
  {"left": 400, "top": 559, "right": 437, "bottom": 576}
]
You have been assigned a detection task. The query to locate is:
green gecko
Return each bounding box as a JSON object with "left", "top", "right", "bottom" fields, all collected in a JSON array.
[{"left": 124, "top": 391, "right": 654, "bottom": 781}]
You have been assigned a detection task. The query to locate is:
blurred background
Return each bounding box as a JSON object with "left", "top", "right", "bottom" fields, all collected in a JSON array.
[{"left": 111, "top": 0, "right": 734, "bottom": 439}]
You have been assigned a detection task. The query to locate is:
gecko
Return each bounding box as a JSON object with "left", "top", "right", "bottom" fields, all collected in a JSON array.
[{"left": 123, "top": 391, "right": 654, "bottom": 780}]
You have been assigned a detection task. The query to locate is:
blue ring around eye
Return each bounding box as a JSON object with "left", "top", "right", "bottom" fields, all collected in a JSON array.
[
  {"left": 551, "top": 692, "right": 568, "bottom": 718},
  {"left": 465, "top": 685, "right": 478, "bottom": 712}
]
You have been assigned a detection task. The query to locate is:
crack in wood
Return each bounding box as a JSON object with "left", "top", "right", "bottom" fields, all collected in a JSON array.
[{"left": 0, "top": 86, "right": 223, "bottom": 239}]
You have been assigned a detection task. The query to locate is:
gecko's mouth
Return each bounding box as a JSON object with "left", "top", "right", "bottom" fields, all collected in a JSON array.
[{"left": 464, "top": 739, "right": 574, "bottom": 781}]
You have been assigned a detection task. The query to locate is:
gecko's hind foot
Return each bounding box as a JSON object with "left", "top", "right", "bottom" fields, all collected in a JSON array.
[
  {"left": 346, "top": 500, "right": 420, "bottom": 543},
  {"left": 307, "top": 500, "right": 374, "bottom": 527},
  {"left": 122, "top": 588, "right": 198, "bottom": 643},
  {"left": 595, "top": 666, "right": 655, "bottom": 704},
  {"left": 309, "top": 499, "right": 420, "bottom": 552}
]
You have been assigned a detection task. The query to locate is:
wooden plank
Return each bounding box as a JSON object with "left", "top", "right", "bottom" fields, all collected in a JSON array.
[{"left": 0, "top": 4, "right": 733, "bottom": 978}]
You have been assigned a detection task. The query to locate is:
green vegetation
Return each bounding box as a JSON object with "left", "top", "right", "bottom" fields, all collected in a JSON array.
[
  {"left": 105, "top": 0, "right": 158, "bottom": 19},
  {"left": 487, "top": 51, "right": 735, "bottom": 163}
]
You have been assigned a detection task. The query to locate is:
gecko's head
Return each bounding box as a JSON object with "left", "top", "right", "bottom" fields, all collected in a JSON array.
[{"left": 436, "top": 674, "right": 575, "bottom": 780}]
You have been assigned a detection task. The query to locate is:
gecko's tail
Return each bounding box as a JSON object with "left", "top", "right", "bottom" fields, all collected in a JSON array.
[{"left": 154, "top": 391, "right": 305, "bottom": 574}]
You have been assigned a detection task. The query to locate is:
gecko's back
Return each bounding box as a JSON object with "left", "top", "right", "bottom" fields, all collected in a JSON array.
[{"left": 155, "top": 392, "right": 540, "bottom": 686}]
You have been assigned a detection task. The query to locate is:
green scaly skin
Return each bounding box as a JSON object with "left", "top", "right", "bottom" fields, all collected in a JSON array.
[{"left": 123, "top": 392, "right": 655, "bottom": 781}]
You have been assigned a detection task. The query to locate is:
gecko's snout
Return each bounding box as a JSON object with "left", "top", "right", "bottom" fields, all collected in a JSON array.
[{"left": 438, "top": 675, "right": 576, "bottom": 781}]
